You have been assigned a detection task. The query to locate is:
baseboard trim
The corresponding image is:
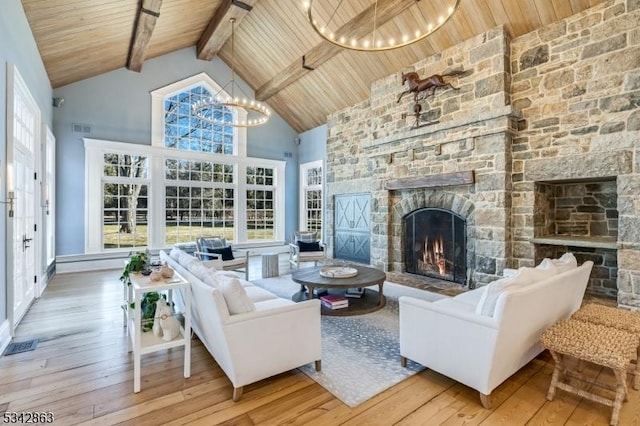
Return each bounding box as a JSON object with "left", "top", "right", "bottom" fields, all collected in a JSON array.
[
  {"left": 0, "top": 320, "right": 12, "bottom": 355},
  {"left": 56, "top": 244, "right": 290, "bottom": 273}
]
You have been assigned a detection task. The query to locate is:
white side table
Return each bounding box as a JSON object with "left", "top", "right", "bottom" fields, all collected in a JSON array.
[{"left": 127, "top": 271, "right": 191, "bottom": 393}]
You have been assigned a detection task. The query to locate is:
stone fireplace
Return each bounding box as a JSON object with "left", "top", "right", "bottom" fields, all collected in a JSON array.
[
  {"left": 403, "top": 208, "right": 467, "bottom": 284},
  {"left": 325, "top": 0, "right": 640, "bottom": 308}
]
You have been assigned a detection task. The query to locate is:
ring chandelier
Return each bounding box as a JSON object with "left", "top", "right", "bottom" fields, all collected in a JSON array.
[{"left": 303, "top": 0, "right": 461, "bottom": 52}]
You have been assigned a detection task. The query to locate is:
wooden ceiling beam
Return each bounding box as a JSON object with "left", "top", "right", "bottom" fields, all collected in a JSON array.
[
  {"left": 196, "top": 0, "right": 258, "bottom": 61},
  {"left": 127, "top": 0, "right": 163, "bottom": 72},
  {"left": 256, "top": 0, "right": 416, "bottom": 102}
]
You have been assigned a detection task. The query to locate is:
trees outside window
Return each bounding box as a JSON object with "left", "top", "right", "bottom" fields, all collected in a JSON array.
[
  {"left": 246, "top": 166, "right": 275, "bottom": 240},
  {"left": 102, "top": 154, "right": 148, "bottom": 249},
  {"left": 85, "top": 73, "right": 285, "bottom": 253},
  {"left": 300, "top": 160, "right": 323, "bottom": 236}
]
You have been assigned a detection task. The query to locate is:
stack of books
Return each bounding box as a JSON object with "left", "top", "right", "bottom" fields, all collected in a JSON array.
[
  {"left": 345, "top": 287, "right": 365, "bottom": 298},
  {"left": 320, "top": 294, "right": 349, "bottom": 310},
  {"left": 312, "top": 287, "right": 328, "bottom": 297}
]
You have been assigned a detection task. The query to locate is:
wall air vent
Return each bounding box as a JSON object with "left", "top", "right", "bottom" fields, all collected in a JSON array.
[{"left": 72, "top": 123, "right": 92, "bottom": 134}]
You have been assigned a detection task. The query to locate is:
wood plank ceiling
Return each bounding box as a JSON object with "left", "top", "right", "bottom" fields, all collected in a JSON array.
[{"left": 22, "top": 0, "right": 606, "bottom": 132}]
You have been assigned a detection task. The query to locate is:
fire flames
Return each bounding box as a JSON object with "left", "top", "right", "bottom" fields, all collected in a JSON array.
[{"left": 422, "top": 236, "right": 446, "bottom": 276}]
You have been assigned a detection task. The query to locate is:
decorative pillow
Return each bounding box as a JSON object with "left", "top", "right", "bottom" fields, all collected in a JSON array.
[
  {"left": 202, "top": 270, "right": 219, "bottom": 288},
  {"left": 294, "top": 231, "right": 317, "bottom": 243},
  {"left": 201, "top": 259, "right": 218, "bottom": 271},
  {"left": 552, "top": 252, "right": 577, "bottom": 272},
  {"left": 198, "top": 237, "right": 227, "bottom": 249},
  {"left": 173, "top": 242, "right": 198, "bottom": 255},
  {"left": 185, "top": 257, "right": 203, "bottom": 273},
  {"left": 475, "top": 269, "right": 533, "bottom": 317},
  {"left": 188, "top": 260, "right": 211, "bottom": 281},
  {"left": 219, "top": 277, "right": 255, "bottom": 315},
  {"left": 297, "top": 240, "right": 321, "bottom": 252},
  {"left": 178, "top": 251, "right": 195, "bottom": 267},
  {"left": 206, "top": 245, "right": 235, "bottom": 261},
  {"left": 536, "top": 253, "right": 577, "bottom": 274},
  {"left": 169, "top": 246, "right": 182, "bottom": 260}
]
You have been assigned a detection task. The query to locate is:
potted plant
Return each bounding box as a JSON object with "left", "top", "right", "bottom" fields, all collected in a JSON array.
[
  {"left": 133, "top": 292, "right": 166, "bottom": 332},
  {"left": 120, "top": 251, "right": 149, "bottom": 286}
]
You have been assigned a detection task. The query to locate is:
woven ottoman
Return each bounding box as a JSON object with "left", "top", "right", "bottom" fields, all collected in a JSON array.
[
  {"left": 572, "top": 303, "right": 640, "bottom": 390},
  {"left": 540, "top": 319, "right": 639, "bottom": 426}
]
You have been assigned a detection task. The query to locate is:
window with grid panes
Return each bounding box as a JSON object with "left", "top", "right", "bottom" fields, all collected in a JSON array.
[
  {"left": 163, "top": 85, "right": 235, "bottom": 155},
  {"left": 164, "top": 159, "right": 235, "bottom": 244},
  {"left": 86, "top": 74, "right": 286, "bottom": 254},
  {"left": 301, "top": 162, "right": 322, "bottom": 234},
  {"left": 102, "top": 153, "right": 149, "bottom": 249},
  {"left": 246, "top": 166, "right": 275, "bottom": 240}
]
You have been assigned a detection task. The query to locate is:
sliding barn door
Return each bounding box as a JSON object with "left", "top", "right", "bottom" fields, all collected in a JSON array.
[{"left": 334, "top": 193, "right": 370, "bottom": 264}]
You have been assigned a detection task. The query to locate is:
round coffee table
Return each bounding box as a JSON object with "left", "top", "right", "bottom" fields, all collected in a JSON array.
[{"left": 291, "top": 264, "right": 386, "bottom": 316}]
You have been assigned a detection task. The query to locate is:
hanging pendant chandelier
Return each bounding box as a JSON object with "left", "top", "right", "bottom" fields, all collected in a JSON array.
[
  {"left": 192, "top": 18, "right": 271, "bottom": 127},
  {"left": 303, "top": 0, "right": 460, "bottom": 52}
]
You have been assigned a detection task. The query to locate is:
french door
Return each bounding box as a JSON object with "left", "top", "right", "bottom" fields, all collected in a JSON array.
[{"left": 7, "top": 65, "right": 40, "bottom": 333}]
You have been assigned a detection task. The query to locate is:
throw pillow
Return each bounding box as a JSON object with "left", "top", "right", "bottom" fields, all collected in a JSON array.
[
  {"left": 188, "top": 260, "right": 211, "bottom": 281},
  {"left": 475, "top": 269, "right": 532, "bottom": 317},
  {"left": 219, "top": 277, "right": 255, "bottom": 315},
  {"left": 536, "top": 253, "right": 577, "bottom": 274},
  {"left": 197, "top": 237, "right": 228, "bottom": 260},
  {"left": 169, "top": 246, "right": 182, "bottom": 260},
  {"left": 202, "top": 270, "right": 219, "bottom": 288},
  {"left": 294, "top": 231, "right": 317, "bottom": 243},
  {"left": 178, "top": 251, "right": 194, "bottom": 267},
  {"left": 297, "top": 240, "right": 321, "bottom": 252},
  {"left": 206, "top": 245, "right": 235, "bottom": 261},
  {"left": 552, "top": 252, "right": 577, "bottom": 272}
]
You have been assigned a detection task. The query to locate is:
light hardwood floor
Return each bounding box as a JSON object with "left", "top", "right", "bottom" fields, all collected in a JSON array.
[{"left": 1, "top": 256, "right": 638, "bottom": 425}]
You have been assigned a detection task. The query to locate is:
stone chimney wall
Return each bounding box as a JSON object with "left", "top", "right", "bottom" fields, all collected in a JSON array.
[
  {"left": 510, "top": 0, "right": 640, "bottom": 306},
  {"left": 325, "top": 0, "right": 640, "bottom": 306}
]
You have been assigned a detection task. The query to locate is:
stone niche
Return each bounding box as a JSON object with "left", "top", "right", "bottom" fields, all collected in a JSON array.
[{"left": 532, "top": 179, "right": 618, "bottom": 297}]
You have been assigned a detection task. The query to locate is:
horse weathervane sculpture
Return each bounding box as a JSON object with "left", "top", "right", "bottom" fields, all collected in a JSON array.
[{"left": 397, "top": 71, "right": 463, "bottom": 128}]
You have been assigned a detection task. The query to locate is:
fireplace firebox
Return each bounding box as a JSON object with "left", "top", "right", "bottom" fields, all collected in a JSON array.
[{"left": 403, "top": 208, "right": 466, "bottom": 284}]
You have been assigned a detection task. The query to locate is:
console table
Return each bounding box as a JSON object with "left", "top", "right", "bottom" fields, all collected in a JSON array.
[{"left": 127, "top": 271, "right": 191, "bottom": 393}]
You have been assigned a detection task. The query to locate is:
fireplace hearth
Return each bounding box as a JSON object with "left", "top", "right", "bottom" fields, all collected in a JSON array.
[{"left": 404, "top": 208, "right": 466, "bottom": 284}]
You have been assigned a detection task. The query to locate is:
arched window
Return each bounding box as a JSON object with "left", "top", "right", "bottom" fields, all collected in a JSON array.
[
  {"left": 85, "top": 73, "right": 284, "bottom": 254},
  {"left": 163, "top": 84, "right": 235, "bottom": 155}
]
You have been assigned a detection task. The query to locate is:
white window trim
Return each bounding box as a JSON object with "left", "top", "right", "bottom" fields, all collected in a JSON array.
[
  {"left": 43, "top": 125, "right": 56, "bottom": 268},
  {"left": 150, "top": 72, "right": 247, "bottom": 157},
  {"left": 299, "top": 160, "right": 323, "bottom": 234},
  {"left": 84, "top": 138, "right": 285, "bottom": 253}
]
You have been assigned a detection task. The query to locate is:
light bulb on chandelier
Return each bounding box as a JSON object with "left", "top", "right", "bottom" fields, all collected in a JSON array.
[
  {"left": 192, "top": 18, "right": 271, "bottom": 128},
  {"left": 303, "top": 0, "right": 460, "bottom": 52}
]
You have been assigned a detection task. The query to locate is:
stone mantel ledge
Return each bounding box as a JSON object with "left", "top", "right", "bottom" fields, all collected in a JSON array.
[{"left": 364, "top": 105, "right": 521, "bottom": 149}]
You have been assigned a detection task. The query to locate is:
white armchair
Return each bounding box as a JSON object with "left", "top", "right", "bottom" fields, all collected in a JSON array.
[
  {"left": 195, "top": 237, "right": 250, "bottom": 280},
  {"left": 399, "top": 260, "right": 593, "bottom": 408},
  {"left": 289, "top": 231, "right": 326, "bottom": 270}
]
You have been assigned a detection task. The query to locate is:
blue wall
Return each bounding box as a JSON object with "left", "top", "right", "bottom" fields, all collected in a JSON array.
[
  {"left": 0, "top": 1, "right": 52, "bottom": 322},
  {"left": 53, "top": 47, "right": 298, "bottom": 255},
  {"left": 297, "top": 124, "right": 328, "bottom": 240},
  {"left": 298, "top": 124, "right": 327, "bottom": 165}
]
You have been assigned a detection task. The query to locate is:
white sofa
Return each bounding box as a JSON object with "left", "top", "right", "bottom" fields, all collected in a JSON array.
[
  {"left": 160, "top": 248, "right": 322, "bottom": 401},
  {"left": 399, "top": 255, "right": 594, "bottom": 408}
]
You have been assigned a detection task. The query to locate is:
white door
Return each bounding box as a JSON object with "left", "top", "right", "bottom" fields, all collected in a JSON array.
[
  {"left": 7, "top": 65, "right": 40, "bottom": 332},
  {"left": 40, "top": 125, "right": 56, "bottom": 294}
]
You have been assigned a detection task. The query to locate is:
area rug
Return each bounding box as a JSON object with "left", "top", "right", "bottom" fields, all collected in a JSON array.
[{"left": 251, "top": 275, "right": 445, "bottom": 407}]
